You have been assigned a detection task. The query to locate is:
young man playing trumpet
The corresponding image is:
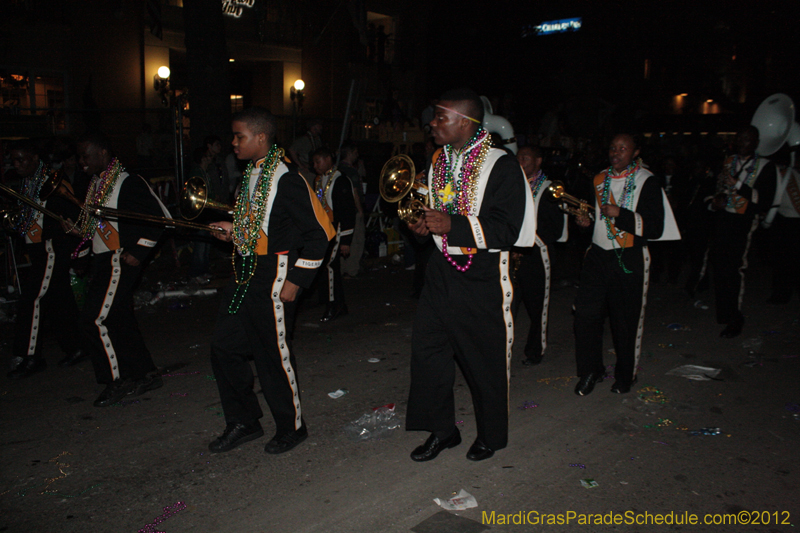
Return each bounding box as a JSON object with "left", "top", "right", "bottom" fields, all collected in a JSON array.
[{"left": 573, "top": 133, "right": 680, "bottom": 396}]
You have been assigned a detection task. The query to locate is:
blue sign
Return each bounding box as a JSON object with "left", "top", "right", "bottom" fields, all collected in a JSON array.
[{"left": 522, "top": 17, "right": 582, "bottom": 37}]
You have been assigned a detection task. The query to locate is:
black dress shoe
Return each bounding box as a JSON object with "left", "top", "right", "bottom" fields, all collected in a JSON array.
[
  {"left": 719, "top": 321, "right": 743, "bottom": 338},
  {"left": 57, "top": 349, "right": 89, "bottom": 368},
  {"left": 208, "top": 422, "right": 264, "bottom": 453},
  {"left": 410, "top": 428, "right": 461, "bottom": 462},
  {"left": 320, "top": 304, "right": 348, "bottom": 322},
  {"left": 93, "top": 378, "right": 138, "bottom": 407},
  {"left": 522, "top": 354, "right": 543, "bottom": 366},
  {"left": 7, "top": 357, "right": 46, "bottom": 380},
  {"left": 128, "top": 374, "right": 164, "bottom": 397},
  {"left": 574, "top": 370, "right": 606, "bottom": 396},
  {"left": 611, "top": 376, "right": 638, "bottom": 394},
  {"left": 466, "top": 438, "right": 494, "bottom": 461},
  {"left": 264, "top": 425, "right": 308, "bottom": 454}
]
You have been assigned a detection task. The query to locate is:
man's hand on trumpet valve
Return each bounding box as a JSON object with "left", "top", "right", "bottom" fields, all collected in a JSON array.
[
  {"left": 210, "top": 221, "right": 233, "bottom": 242},
  {"left": 408, "top": 214, "right": 429, "bottom": 236},
  {"left": 421, "top": 205, "right": 451, "bottom": 235}
]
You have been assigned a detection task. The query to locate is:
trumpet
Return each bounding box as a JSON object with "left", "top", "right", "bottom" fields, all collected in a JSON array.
[
  {"left": 378, "top": 154, "right": 429, "bottom": 224},
  {"left": 548, "top": 181, "right": 594, "bottom": 221}
]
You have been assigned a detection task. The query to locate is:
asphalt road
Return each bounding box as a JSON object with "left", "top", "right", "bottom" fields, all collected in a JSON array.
[{"left": 1, "top": 244, "right": 798, "bottom": 533}]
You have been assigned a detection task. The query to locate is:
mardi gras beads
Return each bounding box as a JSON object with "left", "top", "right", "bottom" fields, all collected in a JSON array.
[
  {"left": 431, "top": 129, "right": 490, "bottom": 272},
  {"left": 72, "top": 158, "right": 124, "bottom": 258},
  {"left": 12, "top": 161, "right": 48, "bottom": 236},
  {"left": 228, "top": 145, "right": 283, "bottom": 314},
  {"left": 601, "top": 158, "right": 640, "bottom": 273}
]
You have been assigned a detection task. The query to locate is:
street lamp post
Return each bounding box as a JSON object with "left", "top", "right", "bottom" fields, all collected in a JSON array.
[
  {"left": 290, "top": 79, "right": 305, "bottom": 142},
  {"left": 155, "top": 66, "right": 187, "bottom": 201}
]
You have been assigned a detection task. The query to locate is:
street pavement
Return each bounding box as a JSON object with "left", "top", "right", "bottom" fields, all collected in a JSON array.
[{"left": 1, "top": 243, "right": 798, "bottom": 532}]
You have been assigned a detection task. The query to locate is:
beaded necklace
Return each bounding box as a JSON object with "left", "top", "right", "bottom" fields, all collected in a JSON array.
[
  {"left": 228, "top": 145, "right": 283, "bottom": 314},
  {"left": 12, "top": 161, "right": 48, "bottom": 236},
  {"left": 528, "top": 170, "right": 547, "bottom": 199},
  {"left": 726, "top": 155, "right": 760, "bottom": 209},
  {"left": 431, "top": 128, "right": 490, "bottom": 272},
  {"left": 315, "top": 167, "right": 337, "bottom": 210},
  {"left": 72, "top": 158, "right": 124, "bottom": 258},
  {"left": 601, "top": 158, "right": 641, "bottom": 274}
]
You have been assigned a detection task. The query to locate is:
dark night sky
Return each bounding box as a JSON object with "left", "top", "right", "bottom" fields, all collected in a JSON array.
[{"left": 423, "top": 0, "right": 800, "bottom": 129}]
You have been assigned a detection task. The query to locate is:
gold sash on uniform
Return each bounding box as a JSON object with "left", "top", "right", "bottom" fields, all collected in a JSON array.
[{"left": 593, "top": 173, "right": 634, "bottom": 249}]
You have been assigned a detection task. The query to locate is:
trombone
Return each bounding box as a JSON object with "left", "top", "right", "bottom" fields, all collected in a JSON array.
[
  {"left": 82, "top": 176, "right": 232, "bottom": 233},
  {"left": 180, "top": 176, "right": 234, "bottom": 220},
  {"left": 1, "top": 172, "right": 231, "bottom": 234},
  {"left": 53, "top": 172, "right": 228, "bottom": 233},
  {"left": 0, "top": 181, "right": 70, "bottom": 227},
  {"left": 548, "top": 181, "right": 594, "bottom": 221}
]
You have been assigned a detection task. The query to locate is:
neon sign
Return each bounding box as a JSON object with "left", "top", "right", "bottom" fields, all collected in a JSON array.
[
  {"left": 522, "top": 17, "right": 582, "bottom": 37},
  {"left": 222, "top": 0, "right": 254, "bottom": 18}
]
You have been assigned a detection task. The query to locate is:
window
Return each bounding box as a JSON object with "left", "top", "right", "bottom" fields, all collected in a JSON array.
[
  {"left": 230, "top": 94, "right": 243, "bottom": 112},
  {"left": 0, "top": 72, "right": 66, "bottom": 130}
]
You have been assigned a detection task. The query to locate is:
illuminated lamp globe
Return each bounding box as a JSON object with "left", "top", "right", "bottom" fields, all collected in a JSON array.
[
  {"left": 293, "top": 79, "right": 305, "bottom": 91},
  {"left": 157, "top": 66, "right": 171, "bottom": 80}
]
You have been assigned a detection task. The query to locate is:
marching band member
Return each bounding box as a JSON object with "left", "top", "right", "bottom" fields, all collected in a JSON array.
[
  {"left": 207, "top": 107, "right": 334, "bottom": 454},
  {"left": 311, "top": 147, "right": 357, "bottom": 322},
  {"left": 767, "top": 164, "right": 800, "bottom": 304},
  {"left": 406, "top": 88, "right": 536, "bottom": 462},
  {"left": 73, "top": 133, "right": 168, "bottom": 406},
  {"left": 6, "top": 140, "right": 86, "bottom": 379},
  {"left": 573, "top": 133, "right": 680, "bottom": 396},
  {"left": 709, "top": 125, "right": 777, "bottom": 337},
  {"left": 513, "top": 146, "right": 566, "bottom": 366}
]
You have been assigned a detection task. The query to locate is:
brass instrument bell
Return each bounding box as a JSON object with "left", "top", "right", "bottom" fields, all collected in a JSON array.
[
  {"left": 378, "top": 154, "right": 429, "bottom": 224},
  {"left": 180, "top": 176, "right": 234, "bottom": 220},
  {"left": 1, "top": 206, "right": 21, "bottom": 231}
]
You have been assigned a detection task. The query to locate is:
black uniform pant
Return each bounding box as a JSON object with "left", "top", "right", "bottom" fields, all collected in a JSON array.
[
  {"left": 211, "top": 254, "right": 304, "bottom": 435},
  {"left": 769, "top": 214, "right": 800, "bottom": 301},
  {"left": 406, "top": 251, "right": 513, "bottom": 451},
  {"left": 710, "top": 212, "right": 758, "bottom": 325},
  {"left": 13, "top": 240, "right": 82, "bottom": 359},
  {"left": 512, "top": 244, "right": 550, "bottom": 360},
  {"left": 319, "top": 236, "right": 345, "bottom": 308},
  {"left": 683, "top": 213, "right": 713, "bottom": 297},
  {"left": 82, "top": 250, "right": 155, "bottom": 384},
  {"left": 574, "top": 245, "right": 649, "bottom": 385}
]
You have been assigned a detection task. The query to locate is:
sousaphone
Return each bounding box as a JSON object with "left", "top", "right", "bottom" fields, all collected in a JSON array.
[
  {"left": 750, "top": 93, "right": 800, "bottom": 227},
  {"left": 751, "top": 93, "right": 797, "bottom": 156}
]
